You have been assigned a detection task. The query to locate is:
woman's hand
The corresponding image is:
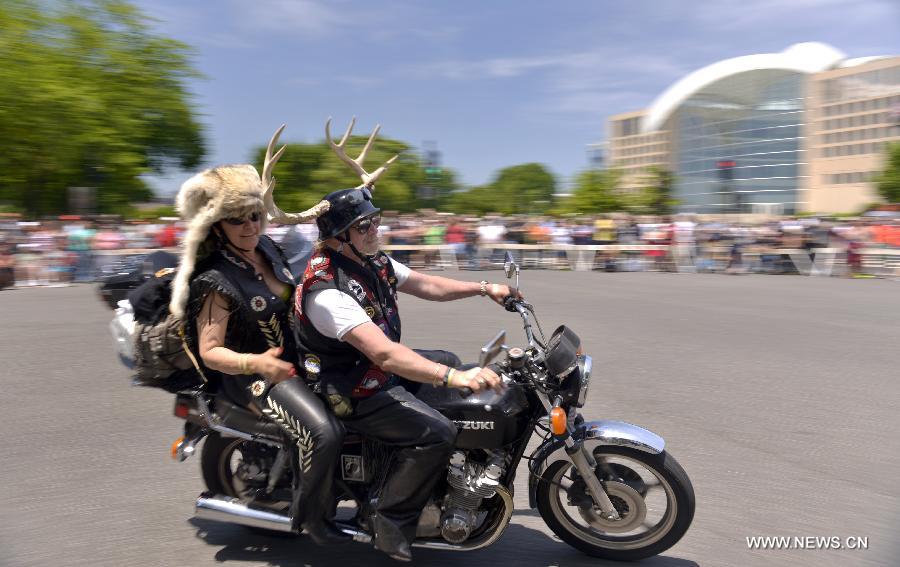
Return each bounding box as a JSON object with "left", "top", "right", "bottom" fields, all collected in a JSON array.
[
  {"left": 451, "top": 366, "right": 504, "bottom": 393},
  {"left": 251, "top": 347, "right": 296, "bottom": 384}
]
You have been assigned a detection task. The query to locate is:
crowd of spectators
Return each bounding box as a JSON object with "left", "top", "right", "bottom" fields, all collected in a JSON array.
[{"left": 1, "top": 211, "right": 899, "bottom": 290}]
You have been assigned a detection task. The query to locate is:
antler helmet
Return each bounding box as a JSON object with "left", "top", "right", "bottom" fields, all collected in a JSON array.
[
  {"left": 314, "top": 117, "right": 397, "bottom": 241},
  {"left": 168, "top": 125, "right": 329, "bottom": 319}
]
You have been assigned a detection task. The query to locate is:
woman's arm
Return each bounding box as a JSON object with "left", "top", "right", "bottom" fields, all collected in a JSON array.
[{"left": 196, "top": 292, "right": 294, "bottom": 382}]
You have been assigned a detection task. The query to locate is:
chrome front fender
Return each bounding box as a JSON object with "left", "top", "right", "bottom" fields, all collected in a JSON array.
[{"left": 526, "top": 419, "right": 665, "bottom": 508}]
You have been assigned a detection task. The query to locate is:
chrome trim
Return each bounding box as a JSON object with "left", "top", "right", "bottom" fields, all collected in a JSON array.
[
  {"left": 527, "top": 420, "right": 666, "bottom": 508},
  {"left": 576, "top": 355, "right": 592, "bottom": 407},
  {"left": 582, "top": 420, "right": 665, "bottom": 454},
  {"left": 195, "top": 495, "right": 293, "bottom": 532}
]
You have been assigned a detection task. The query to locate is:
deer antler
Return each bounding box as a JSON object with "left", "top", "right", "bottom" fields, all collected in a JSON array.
[
  {"left": 262, "top": 124, "right": 331, "bottom": 225},
  {"left": 325, "top": 117, "right": 399, "bottom": 189}
]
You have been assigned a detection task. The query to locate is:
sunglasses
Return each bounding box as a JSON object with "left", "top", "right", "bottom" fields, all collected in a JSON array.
[
  {"left": 223, "top": 211, "right": 261, "bottom": 225},
  {"left": 353, "top": 215, "right": 382, "bottom": 234}
]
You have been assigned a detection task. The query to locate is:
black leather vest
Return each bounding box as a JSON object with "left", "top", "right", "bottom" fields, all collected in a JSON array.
[
  {"left": 293, "top": 248, "right": 402, "bottom": 398},
  {"left": 187, "top": 236, "right": 297, "bottom": 406}
]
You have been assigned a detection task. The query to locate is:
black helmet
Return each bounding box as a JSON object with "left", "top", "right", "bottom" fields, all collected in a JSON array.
[{"left": 316, "top": 188, "right": 381, "bottom": 240}]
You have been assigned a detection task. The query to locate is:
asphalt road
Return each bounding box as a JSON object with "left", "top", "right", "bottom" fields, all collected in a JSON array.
[{"left": 1, "top": 272, "right": 898, "bottom": 567}]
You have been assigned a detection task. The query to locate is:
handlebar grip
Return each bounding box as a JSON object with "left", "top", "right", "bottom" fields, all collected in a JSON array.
[
  {"left": 459, "top": 387, "right": 474, "bottom": 398},
  {"left": 502, "top": 295, "right": 519, "bottom": 312}
]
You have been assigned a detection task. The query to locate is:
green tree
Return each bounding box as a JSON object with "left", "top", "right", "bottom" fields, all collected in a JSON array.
[
  {"left": 875, "top": 142, "right": 900, "bottom": 203},
  {"left": 0, "top": 0, "right": 205, "bottom": 216},
  {"left": 442, "top": 163, "right": 556, "bottom": 215},
  {"left": 253, "top": 135, "right": 460, "bottom": 214},
  {"left": 559, "top": 168, "right": 622, "bottom": 214},
  {"left": 621, "top": 167, "right": 678, "bottom": 215}
]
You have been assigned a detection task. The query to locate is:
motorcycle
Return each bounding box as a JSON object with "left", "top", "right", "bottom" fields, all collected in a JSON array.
[{"left": 169, "top": 252, "right": 695, "bottom": 561}]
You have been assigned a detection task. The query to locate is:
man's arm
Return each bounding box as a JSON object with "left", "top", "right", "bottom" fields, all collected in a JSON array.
[
  {"left": 342, "top": 322, "right": 502, "bottom": 393},
  {"left": 398, "top": 269, "right": 515, "bottom": 304}
]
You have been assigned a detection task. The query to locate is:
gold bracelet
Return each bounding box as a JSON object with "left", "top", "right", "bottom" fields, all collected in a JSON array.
[
  {"left": 239, "top": 353, "right": 249, "bottom": 375},
  {"left": 446, "top": 368, "right": 456, "bottom": 388},
  {"left": 479, "top": 280, "right": 489, "bottom": 296}
]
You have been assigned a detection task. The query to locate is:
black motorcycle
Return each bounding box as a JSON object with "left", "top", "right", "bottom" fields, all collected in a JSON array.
[{"left": 170, "top": 253, "right": 695, "bottom": 561}]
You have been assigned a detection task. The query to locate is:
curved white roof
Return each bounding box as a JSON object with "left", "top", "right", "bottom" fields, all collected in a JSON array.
[{"left": 642, "top": 42, "right": 846, "bottom": 133}]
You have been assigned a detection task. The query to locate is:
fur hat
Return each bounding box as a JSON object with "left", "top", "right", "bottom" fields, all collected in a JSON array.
[{"left": 169, "top": 164, "right": 268, "bottom": 319}]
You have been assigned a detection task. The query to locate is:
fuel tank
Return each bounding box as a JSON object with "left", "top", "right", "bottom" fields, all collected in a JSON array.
[{"left": 415, "top": 382, "right": 530, "bottom": 449}]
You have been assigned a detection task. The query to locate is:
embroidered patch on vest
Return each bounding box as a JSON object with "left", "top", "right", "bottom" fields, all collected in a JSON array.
[
  {"left": 347, "top": 279, "right": 366, "bottom": 302},
  {"left": 250, "top": 380, "right": 267, "bottom": 397},
  {"left": 303, "top": 354, "right": 321, "bottom": 377},
  {"left": 364, "top": 306, "right": 376, "bottom": 319},
  {"left": 250, "top": 296, "right": 267, "bottom": 312}
]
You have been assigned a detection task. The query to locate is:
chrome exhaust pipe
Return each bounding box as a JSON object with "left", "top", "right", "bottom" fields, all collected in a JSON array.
[
  {"left": 195, "top": 494, "right": 293, "bottom": 533},
  {"left": 195, "top": 486, "right": 513, "bottom": 551}
]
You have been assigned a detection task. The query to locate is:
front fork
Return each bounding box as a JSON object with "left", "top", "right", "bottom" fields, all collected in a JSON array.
[{"left": 539, "top": 394, "right": 621, "bottom": 521}]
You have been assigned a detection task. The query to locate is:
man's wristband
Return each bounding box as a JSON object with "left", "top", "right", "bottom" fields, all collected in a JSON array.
[
  {"left": 480, "top": 280, "right": 489, "bottom": 296},
  {"left": 444, "top": 368, "right": 456, "bottom": 388}
]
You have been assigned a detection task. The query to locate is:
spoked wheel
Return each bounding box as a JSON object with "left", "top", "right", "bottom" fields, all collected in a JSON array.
[
  {"left": 200, "top": 433, "right": 295, "bottom": 536},
  {"left": 200, "top": 433, "right": 267, "bottom": 499},
  {"left": 536, "top": 446, "right": 694, "bottom": 561}
]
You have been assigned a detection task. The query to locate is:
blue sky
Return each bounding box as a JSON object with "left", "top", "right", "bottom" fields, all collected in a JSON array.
[{"left": 135, "top": 0, "right": 900, "bottom": 195}]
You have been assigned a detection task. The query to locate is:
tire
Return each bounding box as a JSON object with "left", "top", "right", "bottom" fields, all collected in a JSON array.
[
  {"left": 536, "top": 446, "right": 694, "bottom": 561},
  {"left": 200, "top": 432, "right": 245, "bottom": 496},
  {"left": 200, "top": 433, "right": 296, "bottom": 537}
]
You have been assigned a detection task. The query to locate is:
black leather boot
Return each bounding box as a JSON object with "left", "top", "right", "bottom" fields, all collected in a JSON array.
[
  {"left": 302, "top": 520, "right": 352, "bottom": 546},
  {"left": 372, "top": 515, "right": 413, "bottom": 562}
]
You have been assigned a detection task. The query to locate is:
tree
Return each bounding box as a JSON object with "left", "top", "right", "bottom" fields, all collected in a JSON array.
[
  {"left": 621, "top": 167, "right": 678, "bottom": 215},
  {"left": 875, "top": 142, "right": 900, "bottom": 203},
  {"left": 558, "top": 168, "right": 622, "bottom": 214},
  {"left": 0, "top": 0, "right": 205, "bottom": 216},
  {"left": 441, "top": 163, "right": 556, "bottom": 215},
  {"left": 253, "top": 135, "right": 460, "bottom": 214}
]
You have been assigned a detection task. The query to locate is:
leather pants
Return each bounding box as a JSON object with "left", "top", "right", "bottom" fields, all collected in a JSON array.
[
  {"left": 343, "top": 385, "right": 457, "bottom": 547},
  {"left": 264, "top": 379, "right": 344, "bottom": 531}
]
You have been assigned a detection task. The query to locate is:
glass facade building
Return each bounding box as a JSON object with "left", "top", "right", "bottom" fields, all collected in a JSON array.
[{"left": 673, "top": 70, "right": 806, "bottom": 214}]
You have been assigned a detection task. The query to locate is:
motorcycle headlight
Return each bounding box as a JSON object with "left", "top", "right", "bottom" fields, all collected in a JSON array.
[{"left": 576, "top": 354, "right": 592, "bottom": 407}]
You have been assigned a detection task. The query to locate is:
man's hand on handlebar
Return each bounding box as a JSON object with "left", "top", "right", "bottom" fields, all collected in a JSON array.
[
  {"left": 452, "top": 366, "right": 504, "bottom": 394},
  {"left": 486, "top": 283, "right": 523, "bottom": 307}
]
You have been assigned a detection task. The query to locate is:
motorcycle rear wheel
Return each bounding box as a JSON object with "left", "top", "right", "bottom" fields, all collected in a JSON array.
[{"left": 536, "top": 446, "right": 694, "bottom": 561}]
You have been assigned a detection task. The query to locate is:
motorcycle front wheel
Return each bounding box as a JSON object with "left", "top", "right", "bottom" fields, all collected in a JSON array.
[{"left": 536, "top": 446, "right": 694, "bottom": 561}]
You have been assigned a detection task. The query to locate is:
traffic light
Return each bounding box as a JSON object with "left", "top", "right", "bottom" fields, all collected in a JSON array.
[{"left": 717, "top": 160, "right": 736, "bottom": 181}]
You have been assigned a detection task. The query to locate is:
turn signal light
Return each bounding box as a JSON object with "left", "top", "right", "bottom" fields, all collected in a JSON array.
[
  {"left": 174, "top": 402, "right": 191, "bottom": 419},
  {"left": 550, "top": 406, "right": 567, "bottom": 436},
  {"left": 171, "top": 436, "right": 184, "bottom": 460}
]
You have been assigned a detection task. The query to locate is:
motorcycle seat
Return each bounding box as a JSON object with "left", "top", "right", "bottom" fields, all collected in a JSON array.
[{"left": 216, "top": 398, "right": 285, "bottom": 440}]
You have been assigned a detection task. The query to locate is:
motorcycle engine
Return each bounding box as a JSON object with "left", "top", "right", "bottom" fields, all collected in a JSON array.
[{"left": 440, "top": 450, "right": 506, "bottom": 543}]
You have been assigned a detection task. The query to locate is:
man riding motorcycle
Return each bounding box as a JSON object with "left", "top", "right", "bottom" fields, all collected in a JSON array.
[{"left": 286, "top": 119, "right": 520, "bottom": 561}]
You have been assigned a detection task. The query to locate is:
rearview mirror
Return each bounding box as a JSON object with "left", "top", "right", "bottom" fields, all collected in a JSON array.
[
  {"left": 503, "top": 252, "right": 516, "bottom": 279},
  {"left": 479, "top": 330, "right": 507, "bottom": 367}
]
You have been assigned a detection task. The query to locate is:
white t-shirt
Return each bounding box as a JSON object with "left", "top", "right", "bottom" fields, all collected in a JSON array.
[{"left": 305, "top": 256, "right": 410, "bottom": 340}]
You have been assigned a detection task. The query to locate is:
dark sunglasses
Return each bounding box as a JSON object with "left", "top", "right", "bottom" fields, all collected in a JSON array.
[
  {"left": 353, "top": 215, "right": 382, "bottom": 234},
  {"left": 223, "top": 211, "right": 261, "bottom": 225}
]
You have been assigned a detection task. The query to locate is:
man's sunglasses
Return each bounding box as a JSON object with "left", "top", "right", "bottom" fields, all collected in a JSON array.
[
  {"left": 223, "top": 211, "right": 261, "bottom": 225},
  {"left": 353, "top": 215, "right": 382, "bottom": 234}
]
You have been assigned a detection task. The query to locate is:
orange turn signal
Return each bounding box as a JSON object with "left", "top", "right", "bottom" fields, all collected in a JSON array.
[
  {"left": 550, "top": 406, "right": 567, "bottom": 436},
  {"left": 171, "top": 436, "right": 184, "bottom": 460}
]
